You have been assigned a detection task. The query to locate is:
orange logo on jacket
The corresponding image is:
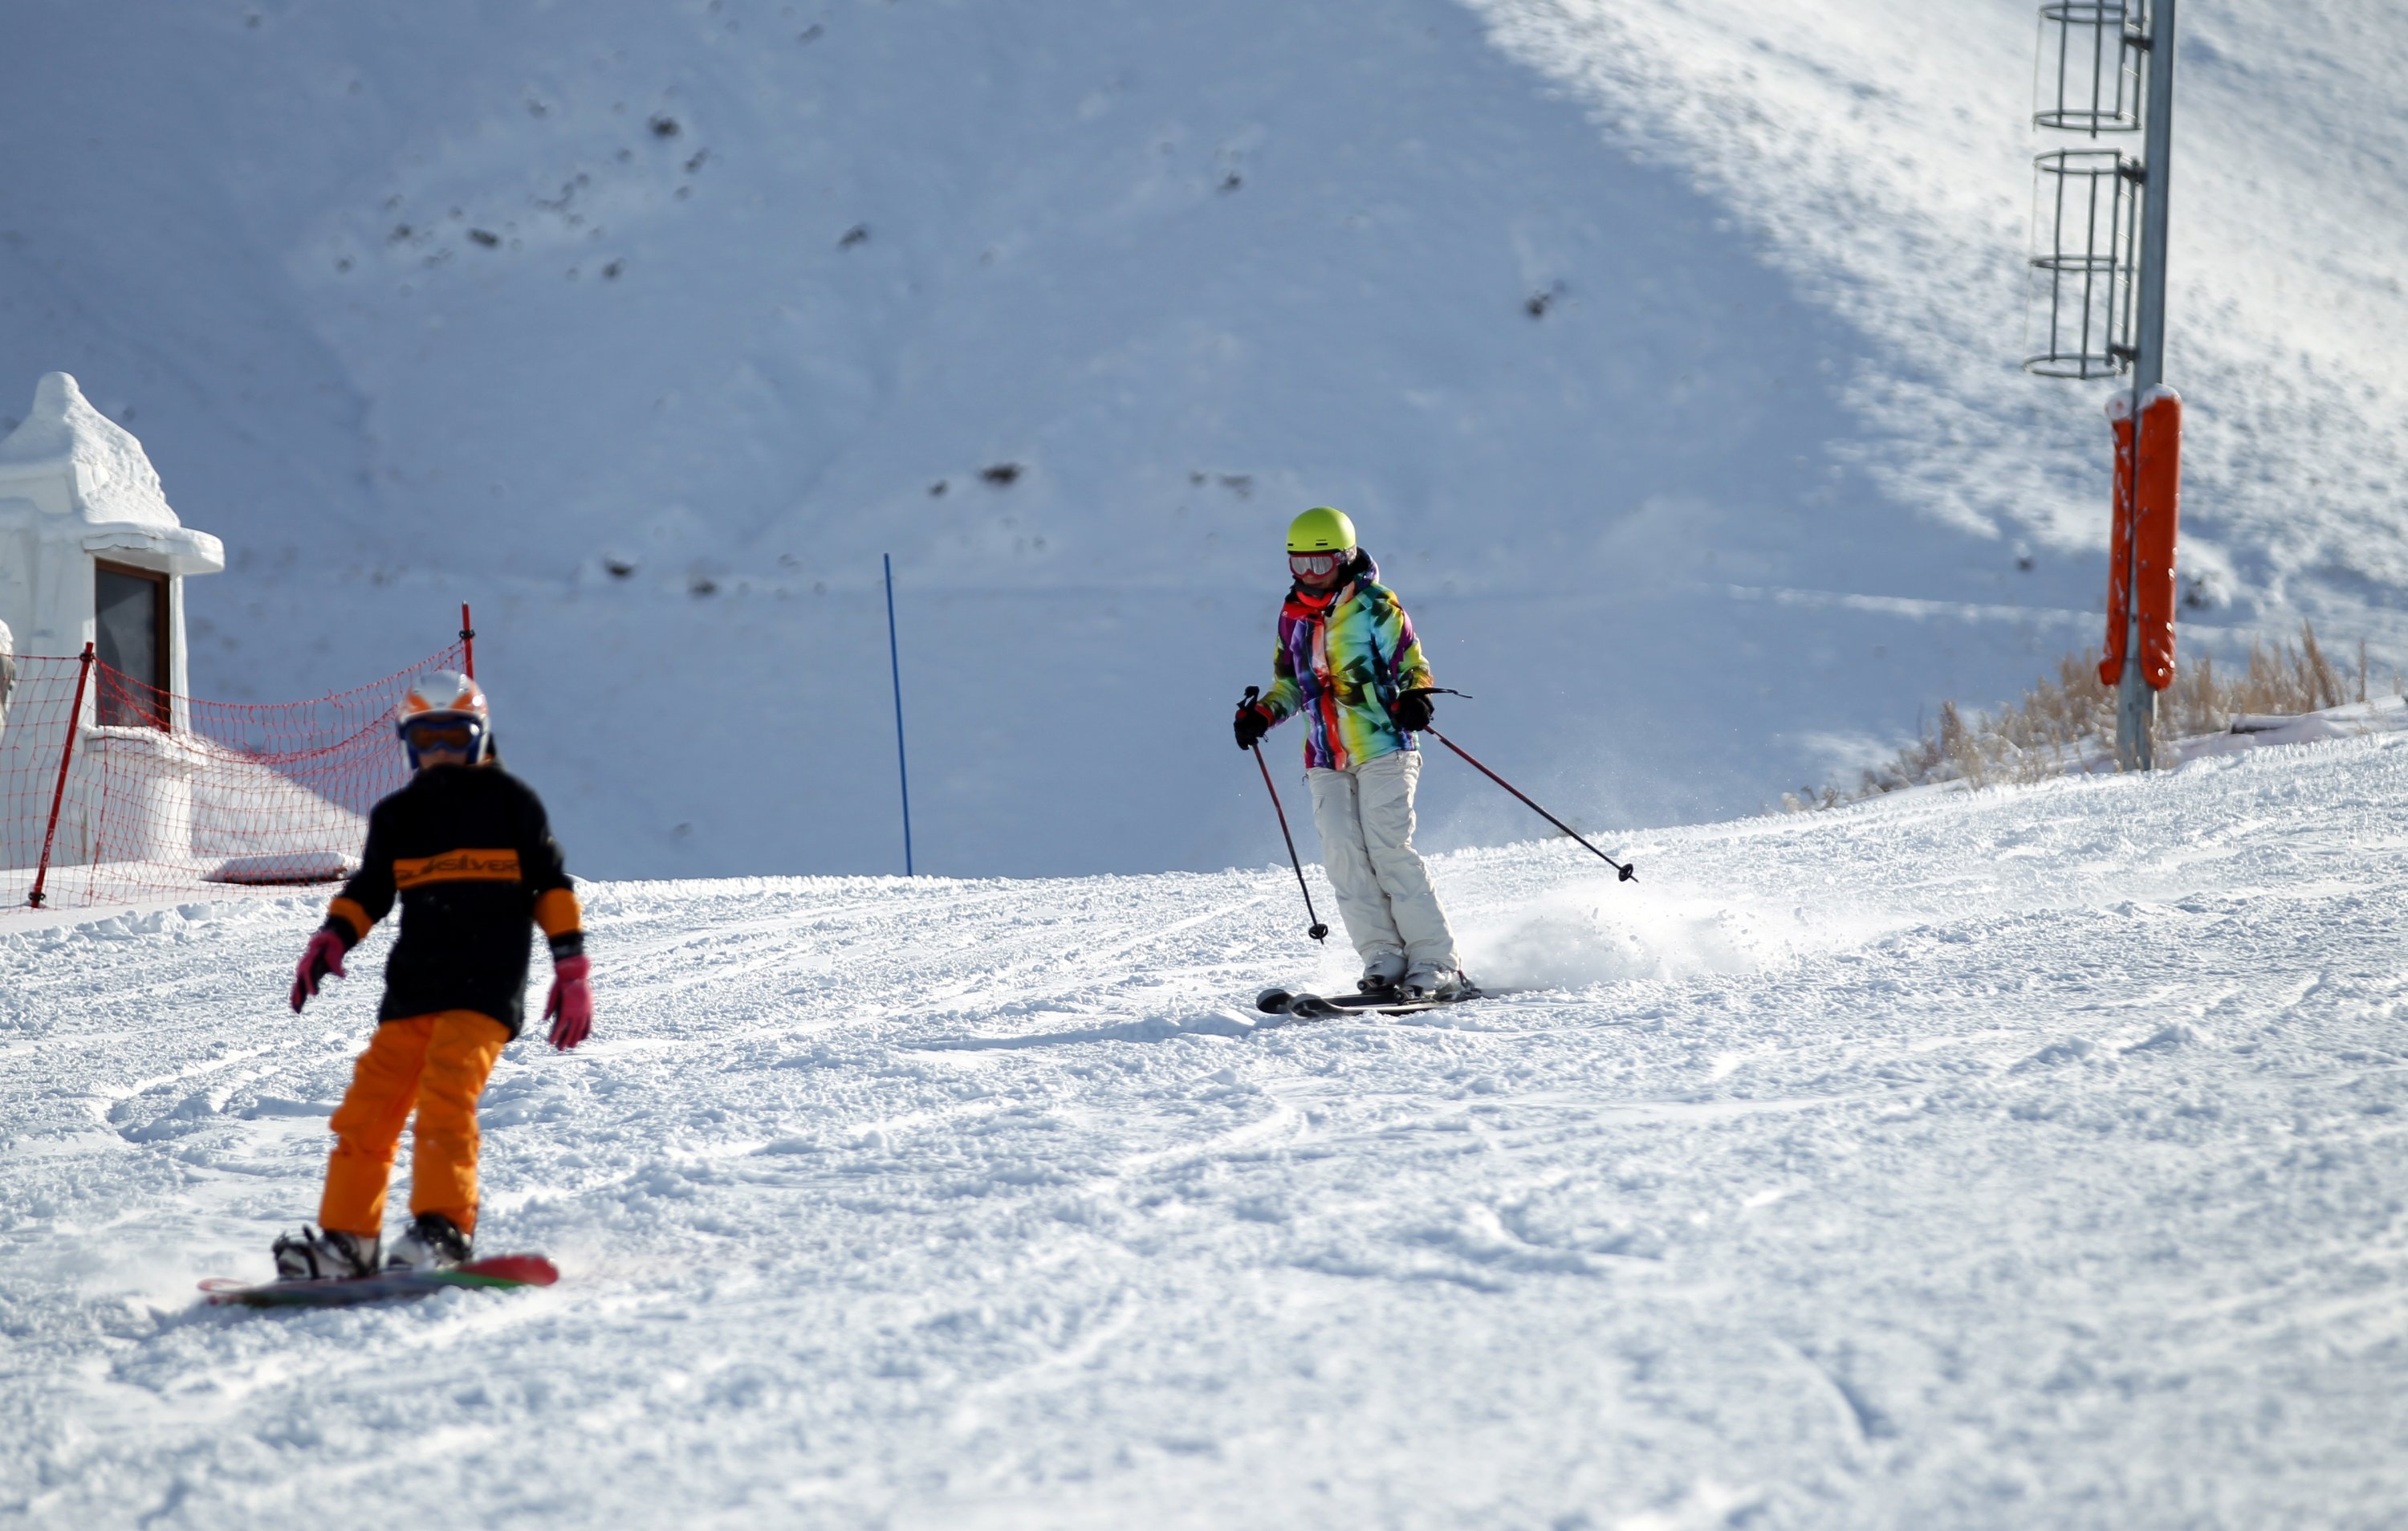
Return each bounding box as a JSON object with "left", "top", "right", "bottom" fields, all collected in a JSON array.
[{"left": 393, "top": 849, "right": 523, "bottom": 889}]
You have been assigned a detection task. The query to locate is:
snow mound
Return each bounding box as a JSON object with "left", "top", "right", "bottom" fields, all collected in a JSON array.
[{"left": 0, "top": 373, "right": 178, "bottom": 530}]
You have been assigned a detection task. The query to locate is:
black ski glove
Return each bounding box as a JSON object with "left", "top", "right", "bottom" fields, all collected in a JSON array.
[
  {"left": 1393, "top": 688, "right": 1435, "bottom": 732},
  {"left": 1235, "top": 703, "right": 1273, "bottom": 751}
]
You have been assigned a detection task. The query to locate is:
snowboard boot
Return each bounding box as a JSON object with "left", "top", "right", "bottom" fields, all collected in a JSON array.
[
  {"left": 272, "top": 1225, "right": 380, "bottom": 1282},
  {"left": 1404, "top": 968, "right": 1476, "bottom": 1003},
  {"left": 386, "top": 1211, "right": 473, "bottom": 1272}
]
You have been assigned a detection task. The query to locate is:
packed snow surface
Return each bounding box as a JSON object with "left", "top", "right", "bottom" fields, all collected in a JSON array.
[{"left": 9, "top": 737, "right": 2408, "bottom": 1528}]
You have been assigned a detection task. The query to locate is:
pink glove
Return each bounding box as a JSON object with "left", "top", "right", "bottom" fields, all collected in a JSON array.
[
  {"left": 290, "top": 928, "right": 348, "bottom": 1012},
  {"left": 543, "top": 954, "right": 592, "bottom": 1051}
]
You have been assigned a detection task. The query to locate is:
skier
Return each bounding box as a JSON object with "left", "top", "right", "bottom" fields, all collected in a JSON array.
[
  {"left": 1235, "top": 507, "right": 1471, "bottom": 1001},
  {"left": 276, "top": 671, "right": 591, "bottom": 1280}
]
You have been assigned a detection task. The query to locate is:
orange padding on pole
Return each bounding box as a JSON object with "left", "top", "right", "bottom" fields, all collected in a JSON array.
[
  {"left": 2132, "top": 388, "right": 2182, "bottom": 690},
  {"left": 2097, "top": 396, "right": 2135, "bottom": 688}
]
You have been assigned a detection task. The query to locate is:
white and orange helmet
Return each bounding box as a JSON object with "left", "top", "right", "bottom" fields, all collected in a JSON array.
[{"left": 396, "top": 670, "right": 491, "bottom": 766}]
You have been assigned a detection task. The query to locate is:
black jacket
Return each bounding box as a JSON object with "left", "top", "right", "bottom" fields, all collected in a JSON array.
[{"left": 323, "top": 763, "right": 584, "bottom": 1036}]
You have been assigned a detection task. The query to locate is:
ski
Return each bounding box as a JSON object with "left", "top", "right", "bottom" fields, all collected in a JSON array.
[
  {"left": 200, "top": 1253, "right": 559, "bottom": 1309},
  {"left": 1254, "top": 985, "right": 1483, "bottom": 1021}
]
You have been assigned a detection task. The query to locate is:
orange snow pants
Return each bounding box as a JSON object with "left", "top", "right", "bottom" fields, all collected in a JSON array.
[{"left": 319, "top": 1010, "right": 510, "bottom": 1238}]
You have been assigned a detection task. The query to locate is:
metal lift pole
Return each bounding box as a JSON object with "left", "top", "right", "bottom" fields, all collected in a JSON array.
[{"left": 2116, "top": 0, "right": 2177, "bottom": 769}]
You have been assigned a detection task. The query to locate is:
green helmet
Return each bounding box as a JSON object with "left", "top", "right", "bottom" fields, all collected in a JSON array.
[{"left": 1287, "top": 506, "right": 1357, "bottom": 554}]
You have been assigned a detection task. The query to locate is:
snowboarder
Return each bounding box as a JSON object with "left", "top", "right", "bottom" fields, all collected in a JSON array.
[
  {"left": 276, "top": 670, "right": 591, "bottom": 1280},
  {"left": 1235, "top": 507, "right": 1470, "bottom": 1000}
]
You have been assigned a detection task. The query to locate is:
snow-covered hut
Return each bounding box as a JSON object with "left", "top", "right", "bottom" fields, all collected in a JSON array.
[{"left": 0, "top": 373, "right": 224, "bottom": 870}]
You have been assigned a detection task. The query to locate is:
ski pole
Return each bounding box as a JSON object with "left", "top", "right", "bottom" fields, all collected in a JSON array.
[
  {"left": 1240, "top": 686, "right": 1329, "bottom": 942},
  {"left": 1424, "top": 726, "right": 1636, "bottom": 882}
]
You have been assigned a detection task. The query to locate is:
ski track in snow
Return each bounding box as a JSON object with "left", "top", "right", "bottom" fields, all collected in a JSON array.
[{"left": 9, "top": 741, "right": 2408, "bottom": 1527}]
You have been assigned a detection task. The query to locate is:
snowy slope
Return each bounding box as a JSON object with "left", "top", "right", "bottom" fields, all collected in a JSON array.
[
  {"left": 1472, "top": 0, "right": 2408, "bottom": 613},
  {"left": 10, "top": 736, "right": 2408, "bottom": 1527},
  {"left": 2, "top": 0, "right": 2405, "bottom": 881}
]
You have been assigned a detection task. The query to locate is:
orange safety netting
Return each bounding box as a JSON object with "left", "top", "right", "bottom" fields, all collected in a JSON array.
[{"left": 2, "top": 640, "right": 467, "bottom": 911}]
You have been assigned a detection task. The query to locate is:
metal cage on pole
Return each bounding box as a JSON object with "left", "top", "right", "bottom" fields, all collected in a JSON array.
[
  {"left": 2025, "top": 149, "right": 2139, "bottom": 381},
  {"left": 2032, "top": 2, "right": 2143, "bottom": 134}
]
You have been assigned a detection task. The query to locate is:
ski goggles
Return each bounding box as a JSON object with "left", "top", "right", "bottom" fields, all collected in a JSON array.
[
  {"left": 400, "top": 717, "right": 482, "bottom": 753},
  {"left": 1288, "top": 549, "right": 1351, "bottom": 580}
]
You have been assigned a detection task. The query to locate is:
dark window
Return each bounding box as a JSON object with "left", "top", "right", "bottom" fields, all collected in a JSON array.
[{"left": 94, "top": 560, "right": 171, "bottom": 729}]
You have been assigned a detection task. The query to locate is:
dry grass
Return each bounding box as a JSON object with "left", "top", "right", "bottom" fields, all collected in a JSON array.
[{"left": 1783, "top": 621, "right": 2386, "bottom": 810}]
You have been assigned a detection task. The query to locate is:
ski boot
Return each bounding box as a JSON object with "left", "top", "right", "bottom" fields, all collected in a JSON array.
[
  {"left": 272, "top": 1225, "right": 380, "bottom": 1282},
  {"left": 1403, "top": 968, "right": 1477, "bottom": 1004},
  {"left": 1357, "top": 954, "right": 1407, "bottom": 1003},
  {"left": 386, "top": 1211, "right": 473, "bottom": 1272}
]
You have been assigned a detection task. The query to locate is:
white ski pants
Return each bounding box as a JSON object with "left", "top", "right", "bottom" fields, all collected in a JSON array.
[{"left": 1306, "top": 749, "right": 1458, "bottom": 980}]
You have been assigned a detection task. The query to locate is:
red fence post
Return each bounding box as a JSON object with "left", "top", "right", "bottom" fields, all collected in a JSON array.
[
  {"left": 29, "top": 643, "right": 96, "bottom": 910},
  {"left": 459, "top": 603, "right": 475, "bottom": 680}
]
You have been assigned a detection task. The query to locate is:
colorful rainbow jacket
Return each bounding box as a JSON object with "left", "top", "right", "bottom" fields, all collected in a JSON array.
[{"left": 1258, "top": 550, "right": 1434, "bottom": 770}]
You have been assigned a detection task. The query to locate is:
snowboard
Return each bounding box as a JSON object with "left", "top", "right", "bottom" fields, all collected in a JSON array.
[
  {"left": 1255, "top": 984, "right": 1483, "bottom": 1021},
  {"left": 200, "top": 1253, "right": 559, "bottom": 1309}
]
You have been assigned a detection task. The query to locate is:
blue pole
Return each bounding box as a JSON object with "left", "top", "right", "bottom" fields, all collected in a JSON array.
[{"left": 883, "top": 553, "right": 914, "bottom": 876}]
